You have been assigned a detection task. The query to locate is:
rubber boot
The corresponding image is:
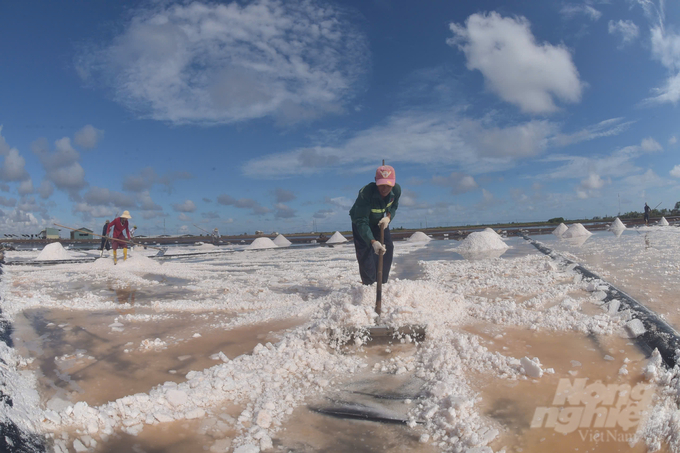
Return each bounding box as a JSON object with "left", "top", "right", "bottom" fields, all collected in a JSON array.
[
  {"left": 113, "top": 250, "right": 117, "bottom": 265},
  {"left": 123, "top": 248, "right": 128, "bottom": 261}
]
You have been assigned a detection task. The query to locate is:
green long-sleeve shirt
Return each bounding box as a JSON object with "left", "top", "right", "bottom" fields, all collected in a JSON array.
[{"left": 349, "top": 182, "right": 401, "bottom": 243}]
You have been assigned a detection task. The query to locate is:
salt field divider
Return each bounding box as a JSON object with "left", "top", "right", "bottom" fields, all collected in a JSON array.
[
  {"left": 0, "top": 253, "right": 47, "bottom": 452},
  {"left": 523, "top": 234, "right": 680, "bottom": 369}
]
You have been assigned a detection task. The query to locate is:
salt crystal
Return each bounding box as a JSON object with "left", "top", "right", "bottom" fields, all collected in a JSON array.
[
  {"left": 624, "top": 319, "right": 646, "bottom": 338},
  {"left": 234, "top": 445, "right": 259, "bottom": 453},
  {"left": 73, "top": 439, "right": 87, "bottom": 452},
  {"left": 255, "top": 410, "right": 272, "bottom": 428},
  {"left": 186, "top": 408, "right": 206, "bottom": 419},
  {"left": 520, "top": 357, "right": 543, "bottom": 378},
  {"left": 166, "top": 389, "right": 188, "bottom": 407}
]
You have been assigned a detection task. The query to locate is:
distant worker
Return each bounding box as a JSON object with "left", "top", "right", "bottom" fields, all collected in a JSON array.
[
  {"left": 129, "top": 225, "right": 138, "bottom": 252},
  {"left": 106, "top": 211, "right": 132, "bottom": 264},
  {"left": 99, "top": 219, "right": 111, "bottom": 257},
  {"left": 349, "top": 165, "right": 401, "bottom": 285},
  {"left": 644, "top": 203, "right": 651, "bottom": 225},
  {"left": 212, "top": 228, "right": 220, "bottom": 244}
]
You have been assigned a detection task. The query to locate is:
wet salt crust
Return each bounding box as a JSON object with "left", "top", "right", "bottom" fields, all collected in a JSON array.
[{"left": 0, "top": 241, "right": 672, "bottom": 452}]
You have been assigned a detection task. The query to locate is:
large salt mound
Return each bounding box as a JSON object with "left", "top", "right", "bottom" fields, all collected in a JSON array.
[
  {"left": 407, "top": 231, "right": 431, "bottom": 243},
  {"left": 562, "top": 223, "right": 592, "bottom": 238},
  {"left": 552, "top": 223, "right": 568, "bottom": 236},
  {"left": 458, "top": 228, "right": 508, "bottom": 252},
  {"left": 659, "top": 217, "right": 669, "bottom": 226},
  {"left": 326, "top": 231, "right": 348, "bottom": 244},
  {"left": 273, "top": 234, "right": 292, "bottom": 247},
  {"left": 248, "top": 237, "right": 278, "bottom": 250},
  {"left": 609, "top": 217, "right": 626, "bottom": 231},
  {"left": 36, "top": 242, "right": 72, "bottom": 261}
]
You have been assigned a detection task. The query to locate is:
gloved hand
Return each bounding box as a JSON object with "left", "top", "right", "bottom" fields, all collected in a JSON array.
[
  {"left": 378, "top": 216, "right": 390, "bottom": 229},
  {"left": 372, "top": 240, "right": 386, "bottom": 255}
]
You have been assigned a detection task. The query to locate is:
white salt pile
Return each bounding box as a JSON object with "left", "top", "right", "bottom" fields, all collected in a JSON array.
[
  {"left": 609, "top": 217, "right": 626, "bottom": 231},
  {"left": 35, "top": 242, "right": 72, "bottom": 261},
  {"left": 248, "top": 237, "right": 278, "bottom": 250},
  {"left": 659, "top": 217, "right": 669, "bottom": 226},
  {"left": 407, "top": 231, "right": 431, "bottom": 243},
  {"left": 273, "top": 234, "right": 292, "bottom": 247},
  {"left": 458, "top": 228, "right": 508, "bottom": 252},
  {"left": 562, "top": 223, "right": 592, "bottom": 238},
  {"left": 326, "top": 231, "right": 347, "bottom": 244},
  {"left": 552, "top": 223, "right": 568, "bottom": 237}
]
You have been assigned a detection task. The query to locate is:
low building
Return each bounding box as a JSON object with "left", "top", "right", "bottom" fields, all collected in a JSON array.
[
  {"left": 70, "top": 228, "right": 93, "bottom": 240},
  {"left": 39, "top": 228, "right": 61, "bottom": 239}
]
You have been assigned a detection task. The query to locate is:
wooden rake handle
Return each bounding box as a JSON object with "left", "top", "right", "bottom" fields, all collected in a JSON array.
[{"left": 375, "top": 223, "right": 385, "bottom": 315}]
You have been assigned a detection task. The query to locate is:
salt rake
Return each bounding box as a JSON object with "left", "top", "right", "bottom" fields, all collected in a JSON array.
[
  {"left": 331, "top": 223, "right": 426, "bottom": 346},
  {"left": 54, "top": 223, "right": 168, "bottom": 257}
]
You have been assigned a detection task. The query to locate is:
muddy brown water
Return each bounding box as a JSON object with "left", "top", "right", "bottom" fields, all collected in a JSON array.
[
  {"left": 466, "top": 323, "right": 663, "bottom": 453},
  {"left": 13, "top": 309, "right": 304, "bottom": 407}
]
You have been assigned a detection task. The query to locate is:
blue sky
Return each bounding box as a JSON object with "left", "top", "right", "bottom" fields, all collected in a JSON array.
[{"left": 0, "top": 0, "right": 678, "bottom": 237}]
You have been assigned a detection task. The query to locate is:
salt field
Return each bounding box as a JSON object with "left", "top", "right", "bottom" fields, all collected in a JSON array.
[{"left": 2, "top": 227, "right": 680, "bottom": 452}]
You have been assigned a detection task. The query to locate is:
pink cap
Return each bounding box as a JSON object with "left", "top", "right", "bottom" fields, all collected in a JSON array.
[{"left": 375, "top": 165, "right": 396, "bottom": 186}]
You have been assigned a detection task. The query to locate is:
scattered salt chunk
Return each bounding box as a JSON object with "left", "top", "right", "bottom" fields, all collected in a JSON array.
[
  {"left": 520, "top": 357, "right": 543, "bottom": 378},
  {"left": 166, "top": 389, "right": 188, "bottom": 407},
  {"left": 192, "top": 333, "right": 202, "bottom": 338},
  {"left": 624, "top": 319, "right": 646, "bottom": 338}
]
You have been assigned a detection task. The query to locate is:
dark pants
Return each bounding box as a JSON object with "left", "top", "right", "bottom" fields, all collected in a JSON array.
[
  {"left": 100, "top": 237, "right": 110, "bottom": 250},
  {"left": 352, "top": 223, "right": 394, "bottom": 285}
]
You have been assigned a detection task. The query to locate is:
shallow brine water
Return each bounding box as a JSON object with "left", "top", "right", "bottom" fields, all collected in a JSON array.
[{"left": 535, "top": 226, "right": 680, "bottom": 330}]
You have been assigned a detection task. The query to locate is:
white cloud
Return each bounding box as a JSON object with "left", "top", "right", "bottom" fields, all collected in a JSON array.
[
  {"left": 37, "top": 180, "right": 54, "bottom": 199},
  {"left": 274, "top": 203, "right": 296, "bottom": 218},
  {"left": 178, "top": 213, "right": 192, "bottom": 221},
  {"left": 74, "top": 125, "right": 104, "bottom": 149},
  {"left": 172, "top": 200, "right": 196, "bottom": 213},
  {"left": 0, "top": 148, "right": 29, "bottom": 182},
  {"left": 447, "top": 12, "right": 582, "bottom": 113},
  {"left": 640, "top": 137, "right": 663, "bottom": 152},
  {"left": 32, "top": 137, "right": 87, "bottom": 196},
  {"left": 645, "top": 21, "right": 680, "bottom": 104},
  {"left": 243, "top": 111, "right": 627, "bottom": 179},
  {"left": 18, "top": 179, "right": 33, "bottom": 195},
  {"left": 482, "top": 188, "right": 494, "bottom": 202},
  {"left": 670, "top": 135, "right": 677, "bottom": 145},
  {"left": 580, "top": 173, "right": 608, "bottom": 190},
  {"left": 550, "top": 117, "right": 635, "bottom": 147},
  {"left": 124, "top": 167, "right": 193, "bottom": 193},
  {"left": 541, "top": 137, "right": 662, "bottom": 181},
  {"left": 561, "top": 4, "right": 602, "bottom": 21},
  {"left": 432, "top": 172, "right": 479, "bottom": 194},
  {"left": 77, "top": 0, "right": 368, "bottom": 125},
  {"left": 608, "top": 20, "right": 640, "bottom": 47},
  {"left": 670, "top": 165, "right": 680, "bottom": 178}
]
